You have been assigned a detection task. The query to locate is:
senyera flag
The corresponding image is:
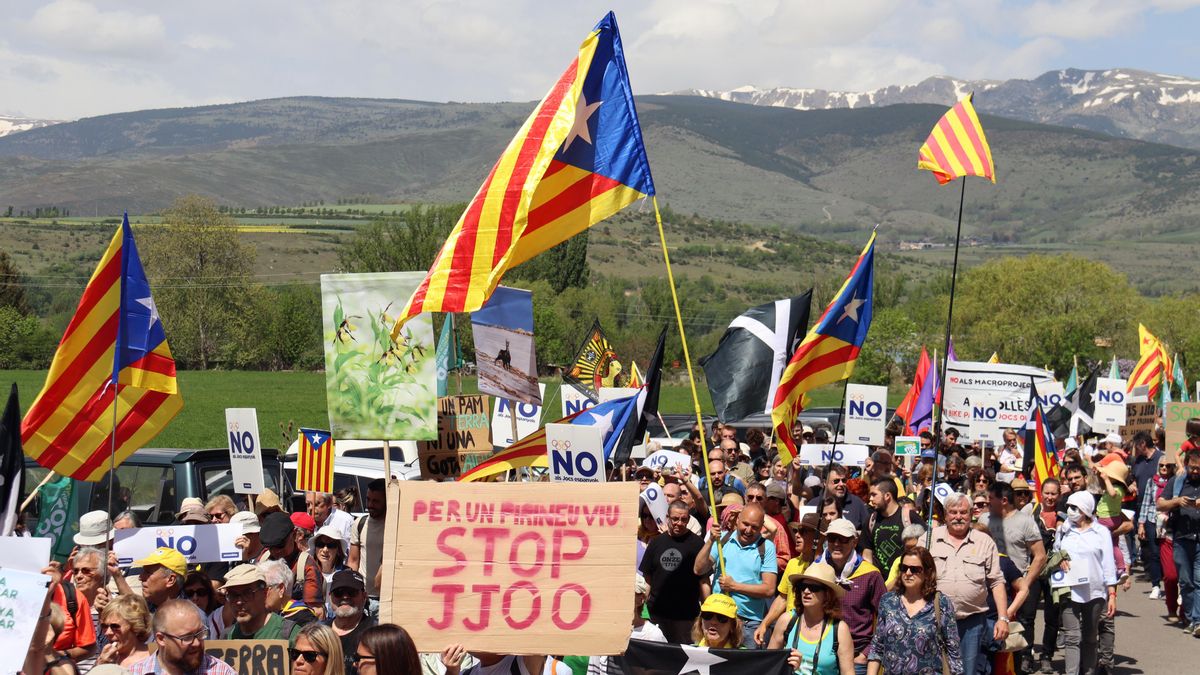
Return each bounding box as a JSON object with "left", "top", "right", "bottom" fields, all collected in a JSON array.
[
  {"left": 918, "top": 93, "right": 996, "bottom": 185},
  {"left": 22, "top": 214, "right": 182, "bottom": 482},
  {"left": 296, "top": 428, "right": 335, "bottom": 493},
  {"left": 1127, "top": 323, "right": 1170, "bottom": 402},
  {"left": 392, "top": 11, "right": 655, "bottom": 335},
  {"left": 772, "top": 231, "right": 876, "bottom": 462}
]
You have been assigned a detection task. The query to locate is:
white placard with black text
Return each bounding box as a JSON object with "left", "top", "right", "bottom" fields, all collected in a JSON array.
[
  {"left": 799, "top": 443, "right": 869, "bottom": 467},
  {"left": 561, "top": 385, "right": 596, "bottom": 418},
  {"left": 1094, "top": 378, "right": 1128, "bottom": 432},
  {"left": 491, "top": 384, "right": 546, "bottom": 447}
]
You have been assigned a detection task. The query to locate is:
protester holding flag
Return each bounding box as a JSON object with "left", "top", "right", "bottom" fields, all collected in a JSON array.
[{"left": 694, "top": 503, "right": 778, "bottom": 648}]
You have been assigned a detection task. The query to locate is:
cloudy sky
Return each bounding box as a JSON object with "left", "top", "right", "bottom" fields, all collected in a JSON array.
[{"left": 4, "top": 0, "right": 1200, "bottom": 120}]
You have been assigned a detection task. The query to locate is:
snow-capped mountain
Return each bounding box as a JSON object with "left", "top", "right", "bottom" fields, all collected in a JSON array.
[
  {"left": 671, "top": 68, "right": 1200, "bottom": 149},
  {"left": 0, "top": 114, "right": 61, "bottom": 138}
]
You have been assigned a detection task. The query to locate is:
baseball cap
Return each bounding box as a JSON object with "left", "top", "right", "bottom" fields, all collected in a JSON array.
[
  {"left": 232, "top": 511, "right": 260, "bottom": 534},
  {"left": 260, "top": 511, "right": 296, "bottom": 548},
  {"left": 802, "top": 425, "right": 814, "bottom": 435},
  {"left": 134, "top": 547, "right": 188, "bottom": 577},
  {"left": 290, "top": 511, "right": 317, "bottom": 532},
  {"left": 74, "top": 510, "right": 113, "bottom": 546},
  {"left": 699, "top": 593, "right": 738, "bottom": 619},
  {"left": 330, "top": 569, "right": 366, "bottom": 594},
  {"left": 803, "top": 475, "right": 822, "bottom": 489},
  {"left": 920, "top": 448, "right": 937, "bottom": 460},
  {"left": 1063, "top": 437, "right": 1079, "bottom": 450},
  {"left": 765, "top": 483, "right": 787, "bottom": 501},
  {"left": 221, "top": 563, "right": 266, "bottom": 590},
  {"left": 822, "top": 518, "right": 858, "bottom": 539}
]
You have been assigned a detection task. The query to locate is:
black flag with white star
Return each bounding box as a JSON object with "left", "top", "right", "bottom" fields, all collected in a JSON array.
[
  {"left": 606, "top": 639, "right": 792, "bottom": 675},
  {"left": 700, "top": 292, "right": 813, "bottom": 423},
  {"left": 1046, "top": 365, "right": 1099, "bottom": 439}
]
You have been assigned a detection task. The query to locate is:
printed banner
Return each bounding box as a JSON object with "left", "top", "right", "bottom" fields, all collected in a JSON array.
[
  {"left": 492, "top": 384, "right": 546, "bottom": 447},
  {"left": 799, "top": 443, "right": 869, "bottom": 467},
  {"left": 387, "top": 481, "right": 638, "bottom": 654},
  {"left": 547, "top": 423, "right": 607, "bottom": 483},
  {"left": 417, "top": 396, "right": 492, "bottom": 481},
  {"left": 562, "top": 385, "right": 597, "bottom": 418},
  {"left": 225, "top": 408, "right": 265, "bottom": 494},
  {"left": 642, "top": 449, "right": 691, "bottom": 473},
  {"left": 473, "top": 286, "right": 541, "bottom": 406},
  {"left": 0, "top": 567, "right": 52, "bottom": 660},
  {"left": 206, "top": 640, "right": 289, "bottom": 674},
  {"left": 1165, "top": 401, "right": 1200, "bottom": 458},
  {"left": 113, "top": 524, "right": 243, "bottom": 566},
  {"left": 1093, "top": 378, "right": 1128, "bottom": 432},
  {"left": 321, "top": 272, "right": 436, "bottom": 440},
  {"left": 844, "top": 383, "right": 888, "bottom": 446},
  {"left": 1119, "top": 402, "right": 1156, "bottom": 439},
  {"left": 32, "top": 474, "right": 76, "bottom": 559},
  {"left": 943, "top": 361, "right": 1056, "bottom": 429}
]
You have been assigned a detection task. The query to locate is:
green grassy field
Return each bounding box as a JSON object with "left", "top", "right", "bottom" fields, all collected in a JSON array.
[{"left": 2, "top": 369, "right": 899, "bottom": 449}]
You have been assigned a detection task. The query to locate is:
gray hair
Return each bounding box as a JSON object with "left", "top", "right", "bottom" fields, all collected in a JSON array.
[
  {"left": 257, "top": 559, "right": 294, "bottom": 589},
  {"left": 75, "top": 546, "right": 104, "bottom": 567},
  {"left": 901, "top": 523, "right": 927, "bottom": 541},
  {"left": 113, "top": 510, "right": 141, "bottom": 528},
  {"left": 943, "top": 492, "right": 972, "bottom": 512},
  {"left": 305, "top": 492, "right": 334, "bottom": 505},
  {"left": 151, "top": 597, "right": 206, "bottom": 634}
]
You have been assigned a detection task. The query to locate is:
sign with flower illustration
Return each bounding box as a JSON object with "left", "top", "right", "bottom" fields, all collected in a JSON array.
[{"left": 321, "top": 272, "right": 437, "bottom": 440}]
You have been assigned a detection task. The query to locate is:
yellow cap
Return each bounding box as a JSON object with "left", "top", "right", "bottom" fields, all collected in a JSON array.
[
  {"left": 700, "top": 593, "right": 738, "bottom": 619},
  {"left": 133, "top": 547, "right": 188, "bottom": 577}
]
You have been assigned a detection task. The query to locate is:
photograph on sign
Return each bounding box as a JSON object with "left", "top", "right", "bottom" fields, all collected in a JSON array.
[
  {"left": 1165, "top": 402, "right": 1200, "bottom": 458},
  {"left": 943, "top": 361, "right": 1055, "bottom": 429},
  {"left": 387, "top": 481, "right": 638, "bottom": 654},
  {"left": 492, "top": 384, "right": 546, "bottom": 447},
  {"left": 321, "top": 272, "right": 436, "bottom": 440},
  {"left": 417, "top": 396, "right": 491, "bottom": 480},
  {"left": 893, "top": 436, "right": 921, "bottom": 458},
  {"left": 0, "top": 567, "right": 52, "bottom": 658},
  {"left": 547, "top": 423, "right": 607, "bottom": 483},
  {"left": 844, "top": 383, "right": 887, "bottom": 446},
  {"left": 799, "top": 443, "right": 869, "bottom": 467},
  {"left": 225, "top": 407, "right": 265, "bottom": 494},
  {"left": 473, "top": 286, "right": 542, "bottom": 406},
  {"left": 206, "top": 640, "right": 290, "bottom": 673},
  {"left": 114, "top": 524, "right": 243, "bottom": 566},
  {"left": 1094, "top": 378, "right": 1128, "bottom": 427}
]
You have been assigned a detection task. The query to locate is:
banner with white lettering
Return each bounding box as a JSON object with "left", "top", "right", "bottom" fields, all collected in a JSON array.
[
  {"left": 844, "top": 383, "right": 888, "bottom": 446},
  {"left": 114, "top": 524, "right": 243, "bottom": 566},
  {"left": 547, "top": 424, "right": 606, "bottom": 483},
  {"left": 943, "top": 361, "right": 1055, "bottom": 430},
  {"left": 492, "top": 384, "right": 546, "bottom": 447},
  {"left": 1094, "top": 378, "right": 1128, "bottom": 432},
  {"left": 799, "top": 443, "right": 869, "bottom": 467},
  {"left": 225, "top": 408, "right": 265, "bottom": 494},
  {"left": 561, "top": 384, "right": 596, "bottom": 418}
]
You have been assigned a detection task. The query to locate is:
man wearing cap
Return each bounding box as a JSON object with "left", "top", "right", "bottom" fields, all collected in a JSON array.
[
  {"left": 128, "top": 598, "right": 235, "bottom": 675},
  {"left": 806, "top": 464, "right": 869, "bottom": 540},
  {"left": 814, "top": 517, "right": 884, "bottom": 672},
  {"left": 1010, "top": 477, "right": 1034, "bottom": 514},
  {"left": 306, "top": 491, "right": 355, "bottom": 553},
  {"left": 930, "top": 493, "right": 1009, "bottom": 675},
  {"left": 136, "top": 547, "right": 188, "bottom": 610},
  {"left": 981, "top": 481, "right": 1045, "bottom": 672},
  {"left": 694, "top": 503, "right": 777, "bottom": 649},
  {"left": 221, "top": 563, "right": 303, "bottom": 645},
  {"left": 325, "top": 569, "right": 376, "bottom": 673},
  {"left": 640, "top": 500, "right": 706, "bottom": 643},
  {"left": 756, "top": 513, "right": 821, "bottom": 647},
  {"left": 259, "top": 511, "right": 326, "bottom": 618}
]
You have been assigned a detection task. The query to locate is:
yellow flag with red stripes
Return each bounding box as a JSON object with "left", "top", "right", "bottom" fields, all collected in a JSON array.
[
  {"left": 1128, "top": 324, "right": 1170, "bottom": 401},
  {"left": 918, "top": 93, "right": 996, "bottom": 185}
]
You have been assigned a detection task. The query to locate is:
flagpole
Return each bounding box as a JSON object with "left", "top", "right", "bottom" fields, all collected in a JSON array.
[
  {"left": 932, "top": 180, "right": 966, "bottom": 455},
  {"left": 18, "top": 471, "right": 57, "bottom": 514},
  {"left": 104, "top": 381, "right": 119, "bottom": 585},
  {"left": 652, "top": 196, "right": 724, "bottom": 576}
]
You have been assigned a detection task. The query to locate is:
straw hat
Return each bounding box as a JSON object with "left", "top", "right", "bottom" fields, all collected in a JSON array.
[
  {"left": 790, "top": 562, "right": 846, "bottom": 598},
  {"left": 1099, "top": 461, "right": 1130, "bottom": 488}
]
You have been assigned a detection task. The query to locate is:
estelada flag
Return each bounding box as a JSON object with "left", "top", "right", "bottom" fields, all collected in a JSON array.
[
  {"left": 22, "top": 214, "right": 182, "bottom": 481},
  {"left": 772, "top": 232, "right": 876, "bottom": 462},
  {"left": 917, "top": 93, "right": 996, "bottom": 184},
  {"left": 296, "top": 428, "right": 335, "bottom": 493},
  {"left": 564, "top": 319, "right": 619, "bottom": 402},
  {"left": 392, "top": 12, "right": 654, "bottom": 334}
]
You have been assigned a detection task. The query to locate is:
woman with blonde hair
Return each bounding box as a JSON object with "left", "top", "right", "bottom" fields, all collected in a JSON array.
[
  {"left": 93, "top": 593, "right": 152, "bottom": 668},
  {"left": 690, "top": 593, "right": 744, "bottom": 648},
  {"left": 205, "top": 494, "right": 238, "bottom": 524},
  {"left": 291, "top": 622, "right": 345, "bottom": 675}
]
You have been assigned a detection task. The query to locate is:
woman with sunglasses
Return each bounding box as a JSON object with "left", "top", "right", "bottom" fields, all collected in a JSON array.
[
  {"left": 292, "top": 622, "right": 345, "bottom": 675},
  {"left": 352, "top": 624, "right": 422, "bottom": 675},
  {"left": 312, "top": 525, "right": 349, "bottom": 617},
  {"left": 868, "top": 547, "right": 962, "bottom": 675},
  {"left": 94, "top": 594, "right": 152, "bottom": 668},
  {"left": 971, "top": 496, "right": 989, "bottom": 524},
  {"left": 690, "top": 593, "right": 744, "bottom": 648},
  {"left": 184, "top": 570, "right": 220, "bottom": 614},
  {"left": 782, "top": 563, "right": 854, "bottom": 675}
]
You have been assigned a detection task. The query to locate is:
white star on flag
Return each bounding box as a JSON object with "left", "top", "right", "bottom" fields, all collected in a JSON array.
[
  {"left": 563, "top": 94, "right": 603, "bottom": 151},
  {"left": 839, "top": 294, "right": 865, "bottom": 324},
  {"left": 310, "top": 433, "right": 324, "bottom": 446},
  {"left": 581, "top": 408, "right": 615, "bottom": 437},
  {"left": 136, "top": 296, "right": 160, "bottom": 326},
  {"left": 676, "top": 645, "right": 727, "bottom": 675}
]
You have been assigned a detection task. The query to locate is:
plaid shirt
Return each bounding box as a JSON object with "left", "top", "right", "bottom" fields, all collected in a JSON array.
[{"left": 128, "top": 653, "right": 237, "bottom": 675}]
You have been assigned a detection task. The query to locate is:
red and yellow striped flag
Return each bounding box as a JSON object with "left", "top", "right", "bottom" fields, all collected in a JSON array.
[
  {"left": 392, "top": 12, "right": 654, "bottom": 335},
  {"left": 1128, "top": 324, "right": 1170, "bottom": 401},
  {"left": 296, "top": 428, "right": 335, "bottom": 493},
  {"left": 917, "top": 93, "right": 996, "bottom": 185},
  {"left": 459, "top": 407, "right": 591, "bottom": 482},
  {"left": 22, "top": 216, "right": 182, "bottom": 481}
]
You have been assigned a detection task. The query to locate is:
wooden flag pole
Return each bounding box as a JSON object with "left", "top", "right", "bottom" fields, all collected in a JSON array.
[
  {"left": 18, "top": 471, "right": 58, "bottom": 513},
  {"left": 652, "top": 196, "right": 724, "bottom": 576}
]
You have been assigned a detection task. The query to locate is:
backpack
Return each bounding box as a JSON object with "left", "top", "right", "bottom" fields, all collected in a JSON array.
[
  {"left": 784, "top": 610, "right": 839, "bottom": 670},
  {"left": 867, "top": 506, "right": 914, "bottom": 541},
  {"left": 60, "top": 579, "right": 79, "bottom": 621},
  {"left": 290, "top": 550, "right": 325, "bottom": 602},
  {"left": 718, "top": 530, "right": 767, "bottom": 566}
]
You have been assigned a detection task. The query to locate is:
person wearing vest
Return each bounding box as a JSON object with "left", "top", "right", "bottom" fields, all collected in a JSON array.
[
  {"left": 261, "top": 511, "right": 327, "bottom": 619},
  {"left": 220, "top": 563, "right": 302, "bottom": 646}
]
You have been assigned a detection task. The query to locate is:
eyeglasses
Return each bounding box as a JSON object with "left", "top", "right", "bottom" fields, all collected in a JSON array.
[
  {"left": 160, "top": 629, "right": 206, "bottom": 646},
  {"left": 798, "top": 582, "right": 827, "bottom": 595},
  {"left": 225, "top": 586, "right": 263, "bottom": 603},
  {"left": 314, "top": 540, "right": 340, "bottom": 549},
  {"left": 289, "top": 648, "right": 326, "bottom": 664},
  {"left": 746, "top": 495, "right": 765, "bottom": 502},
  {"left": 900, "top": 564, "right": 925, "bottom": 575},
  {"left": 700, "top": 611, "right": 731, "bottom": 624},
  {"left": 184, "top": 588, "right": 210, "bottom": 598}
]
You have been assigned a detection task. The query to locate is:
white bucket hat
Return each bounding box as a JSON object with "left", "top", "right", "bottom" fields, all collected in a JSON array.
[{"left": 74, "top": 510, "right": 113, "bottom": 546}]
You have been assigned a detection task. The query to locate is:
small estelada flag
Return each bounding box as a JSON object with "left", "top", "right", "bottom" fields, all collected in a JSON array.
[{"left": 296, "top": 428, "right": 335, "bottom": 493}]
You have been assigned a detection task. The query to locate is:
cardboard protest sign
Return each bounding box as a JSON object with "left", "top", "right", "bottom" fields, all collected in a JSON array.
[
  {"left": 1119, "top": 402, "right": 1156, "bottom": 439},
  {"left": 943, "top": 361, "right": 1055, "bottom": 429},
  {"left": 473, "top": 286, "right": 542, "bottom": 406},
  {"left": 417, "top": 395, "right": 492, "bottom": 480},
  {"left": 1093, "top": 378, "right": 1128, "bottom": 432},
  {"left": 225, "top": 408, "right": 265, "bottom": 494},
  {"left": 893, "top": 436, "right": 921, "bottom": 458},
  {"left": 205, "top": 639, "right": 290, "bottom": 674},
  {"left": 321, "top": 272, "right": 436, "bottom": 440},
  {"left": 0, "top": 537, "right": 51, "bottom": 574},
  {"left": 385, "top": 481, "right": 638, "bottom": 654},
  {"left": 547, "top": 423, "right": 607, "bottom": 483},
  {"left": 844, "top": 383, "right": 888, "bottom": 446},
  {"left": 799, "top": 443, "right": 869, "bottom": 467},
  {"left": 1164, "top": 401, "right": 1200, "bottom": 459},
  {"left": 114, "top": 524, "right": 242, "bottom": 566},
  {"left": 562, "top": 384, "right": 596, "bottom": 417},
  {"left": 0, "top": 568, "right": 51, "bottom": 661},
  {"left": 492, "top": 384, "right": 546, "bottom": 447}
]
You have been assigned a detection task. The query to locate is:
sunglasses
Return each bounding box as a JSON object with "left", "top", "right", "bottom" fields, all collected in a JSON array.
[
  {"left": 797, "top": 582, "right": 827, "bottom": 594},
  {"left": 314, "top": 540, "right": 340, "bottom": 549},
  {"left": 289, "top": 648, "right": 326, "bottom": 664},
  {"left": 826, "top": 535, "right": 852, "bottom": 545},
  {"left": 746, "top": 495, "right": 765, "bottom": 502},
  {"left": 101, "top": 622, "right": 124, "bottom": 632},
  {"left": 185, "top": 588, "right": 210, "bottom": 598},
  {"left": 351, "top": 653, "right": 377, "bottom": 665},
  {"left": 700, "top": 611, "right": 731, "bottom": 624},
  {"left": 973, "top": 502, "right": 987, "bottom": 509},
  {"left": 900, "top": 564, "right": 925, "bottom": 575}
]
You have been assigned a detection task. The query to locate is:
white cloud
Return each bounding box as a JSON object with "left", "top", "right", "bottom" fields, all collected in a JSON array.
[
  {"left": 26, "top": 0, "right": 167, "bottom": 58},
  {"left": 182, "top": 34, "right": 233, "bottom": 51}
]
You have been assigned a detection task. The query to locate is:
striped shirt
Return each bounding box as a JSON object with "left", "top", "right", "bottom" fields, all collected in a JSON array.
[{"left": 128, "top": 653, "right": 237, "bottom": 675}]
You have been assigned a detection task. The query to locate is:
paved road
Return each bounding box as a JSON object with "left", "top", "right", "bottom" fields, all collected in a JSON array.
[{"left": 1028, "top": 571, "right": 1197, "bottom": 674}]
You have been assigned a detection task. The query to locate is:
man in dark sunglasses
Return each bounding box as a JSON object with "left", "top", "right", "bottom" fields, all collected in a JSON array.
[{"left": 806, "top": 464, "right": 870, "bottom": 539}]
